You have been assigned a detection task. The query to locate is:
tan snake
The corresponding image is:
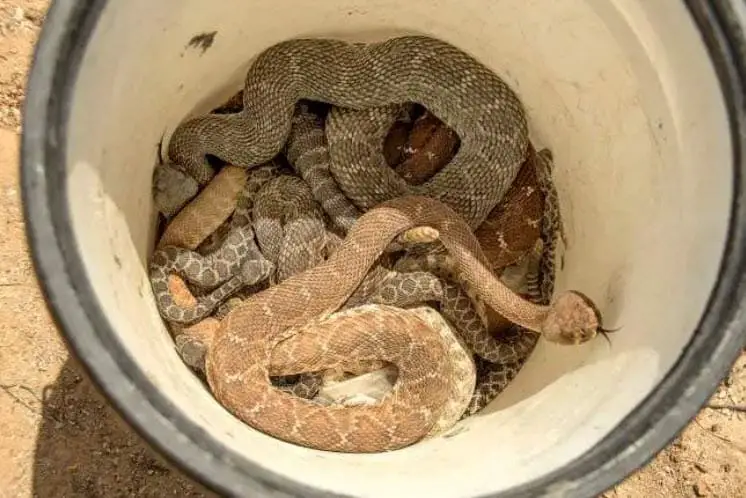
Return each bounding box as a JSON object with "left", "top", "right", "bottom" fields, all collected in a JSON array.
[
  {"left": 157, "top": 102, "right": 564, "bottom": 419},
  {"left": 203, "top": 196, "right": 601, "bottom": 453}
]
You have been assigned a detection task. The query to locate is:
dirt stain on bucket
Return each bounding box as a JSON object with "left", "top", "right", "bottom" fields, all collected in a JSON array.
[{"left": 186, "top": 31, "right": 217, "bottom": 55}]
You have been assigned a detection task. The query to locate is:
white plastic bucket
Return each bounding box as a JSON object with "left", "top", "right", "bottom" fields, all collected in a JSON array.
[{"left": 22, "top": 1, "right": 746, "bottom": 496}]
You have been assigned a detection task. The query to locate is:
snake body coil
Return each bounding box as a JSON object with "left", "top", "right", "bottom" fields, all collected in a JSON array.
[{"left": 167, "top": 36, "right": 529, "bottom": 228}]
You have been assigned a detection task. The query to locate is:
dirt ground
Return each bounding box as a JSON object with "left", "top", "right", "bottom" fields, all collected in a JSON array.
[{"left": 0, "top": 1, "right": 744, "bottom": 497}]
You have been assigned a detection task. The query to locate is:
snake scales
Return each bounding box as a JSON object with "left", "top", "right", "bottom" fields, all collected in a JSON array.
[
  {"left": 156, "top": 102, "right": 550, "bottom": 402},
  {"left": 150, "top": 35, "right": 605, "bottom": 452},
  {"left": 153, "top": 165, "right": 592, "bottom": 451},
  {"left": 200, "top": 195, "right": 599, "bottom": 452},
  {"left": 165, "top": 35, "right": 528, "bottom": 229}
]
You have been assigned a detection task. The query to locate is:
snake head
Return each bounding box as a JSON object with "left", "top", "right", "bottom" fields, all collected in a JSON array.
[
  {"left": 152, "top": 163, "right": 199, "bottom": 218},
  {"left": 541, "top": 291, "right": 607, "bottom": 346}
]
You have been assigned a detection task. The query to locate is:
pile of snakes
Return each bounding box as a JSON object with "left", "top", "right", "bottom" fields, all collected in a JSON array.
[{"left": 149, "top": 35, "right": 607, "bottom": 453}]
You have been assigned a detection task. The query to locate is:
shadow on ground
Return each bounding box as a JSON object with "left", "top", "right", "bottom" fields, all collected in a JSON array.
[{"left": 32, "top": 358, "right": 216, "bottom": 497}]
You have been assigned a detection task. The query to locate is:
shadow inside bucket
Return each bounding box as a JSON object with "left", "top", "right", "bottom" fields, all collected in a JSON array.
[{"left": 32, "top": 358, "right": 216, "bottom": 497}]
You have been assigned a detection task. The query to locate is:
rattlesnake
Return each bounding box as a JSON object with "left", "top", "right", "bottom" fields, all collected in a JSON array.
[
  {"left": 280, "top": 304, "right": 478, "bottom": 439},
  {"left": 153, "top": 157, "right": 437, "bottom": 397},
  {"left": 165, "top": 35, "right": 528, "bottom": 229},
  {"left": 157, "top": 165, "right": 248, "bottom": 250},
  {"left": 344, "top": 140, "right": 557, "bottom": 415},
  {"left": 252, "top": 174, "right": 336, "bottom": 282},
  {"left": 154, "top": 135, "right": 573, "bottom": 433},
  {"left": 153, "top": 35, "right": 599, "bottom": 451},
  {"left": 284, "top": 102, "right": 361, "bottom": 235},
  {"left": 202, "top": 196, "right": 602, "bottom": 452},
  {"left": 386, "top": 105, "right": 461, "bottom": 186},
  {"left": 149, "top": 225, "right": 274, "bottom": 324},
  {"left": 156, "top": 100, "right": 556, "bottom": 415},
  {"left": 151, "top": 164, "right": 280, "bottom": 324}
]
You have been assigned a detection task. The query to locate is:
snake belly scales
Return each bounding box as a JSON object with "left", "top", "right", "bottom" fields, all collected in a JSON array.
[{"left": 149, "top": 35, "right": 605, "bottom": 453}]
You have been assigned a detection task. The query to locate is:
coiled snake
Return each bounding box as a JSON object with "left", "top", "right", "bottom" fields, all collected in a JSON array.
[
  {"left": 151, "top": 35, "right": 605, "bottom": 453},
  {"left": 165, "top": 35, "right": 528, "bottom": 229}
]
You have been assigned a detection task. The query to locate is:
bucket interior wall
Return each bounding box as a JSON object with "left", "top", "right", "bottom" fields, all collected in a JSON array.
[{"left": 63, "top": 0, "right": 731, "bottom": 495}]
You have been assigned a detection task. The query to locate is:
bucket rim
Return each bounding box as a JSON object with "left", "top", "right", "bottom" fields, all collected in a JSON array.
[{"left": 20, "top": 1, "right": 746, "bottom": 496}]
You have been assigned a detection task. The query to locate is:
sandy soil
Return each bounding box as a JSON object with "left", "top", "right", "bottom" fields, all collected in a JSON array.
[{"left": 0, "top": 2, "right": 743, "bottom": 496}]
